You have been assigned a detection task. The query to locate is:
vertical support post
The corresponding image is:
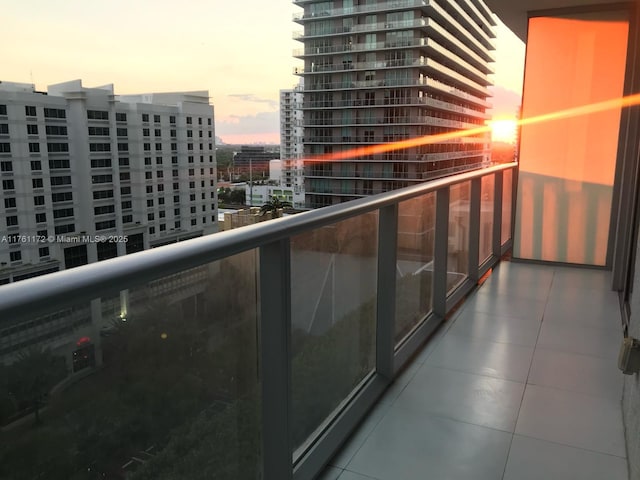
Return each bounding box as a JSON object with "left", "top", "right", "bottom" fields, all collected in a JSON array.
[
  {"left": 376, "top": 204, "right": 398, "bottom": 380},
  {"left": 493, "top": 170, "right": 504, "bottom": 257},
  {"left": 259, "top": 239, "right": 292, "bottom": 480},
  {"left": 469, "top": 177, "right": 482, "bottom": 282},
  {"left": 433, "top": 187, "right": 450, "bottom": 318}
]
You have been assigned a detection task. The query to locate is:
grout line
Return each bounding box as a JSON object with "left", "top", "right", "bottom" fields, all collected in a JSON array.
[{"left": 512, "top": 432, "right": 628, "bottom": 460}]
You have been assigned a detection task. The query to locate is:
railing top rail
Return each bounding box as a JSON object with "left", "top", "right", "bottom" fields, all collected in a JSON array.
[{"left": 0, "top": 163, "right": 516, "bottom": 322}]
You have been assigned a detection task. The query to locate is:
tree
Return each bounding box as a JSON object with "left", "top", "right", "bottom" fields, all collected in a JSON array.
[{"left": 260, "top": 196, "right": 292, "bottom": 218}]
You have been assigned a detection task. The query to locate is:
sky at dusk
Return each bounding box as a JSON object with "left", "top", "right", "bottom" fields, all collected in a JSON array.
[{"left": 2, "top": 0, "right": 525, "bottom": 144}]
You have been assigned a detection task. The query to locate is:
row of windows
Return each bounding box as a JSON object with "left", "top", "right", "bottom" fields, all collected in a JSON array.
[
  {"left": 87, "top": 110, "right": 108, "bottom": 120},
  {"left": 88, "top": 126, "right": 109, "bottom": 136}
]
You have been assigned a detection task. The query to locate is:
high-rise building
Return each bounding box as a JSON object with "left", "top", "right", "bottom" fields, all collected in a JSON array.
[
  {"left": 0, "top": 80, "right": 217, "bottom": 284},
  {"left": 293, "top": 0, "right": 496, "bottom": 208},
  {"left": 280, "top": 85, "right": 306, "bottom": 201}
]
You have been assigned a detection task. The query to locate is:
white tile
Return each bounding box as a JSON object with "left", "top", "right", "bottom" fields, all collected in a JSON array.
[
  {"left": 460, "top": 291, "right": 547, "bottom": 321},
  {"left": 393, "top": 365, "right": 525, "bottom": 432},
  {"left": 449, "top": 309, "right": 541, "bottom": 347},
  {"left": 503, "top": 435, "right": 628, "bottom": 480},
  {"left": 515, "top": 384, "right": 626, "bottom": 457},
  {"left": 425, "top": 333, "right": 535, "bottom": 382},
  {"left": 528, "top": 348, "right": 623, "bottom": 400},
  {"left": 537, "top": 320, "right": 622, "bottom": 360},
  {"left": 346, "top": 407, "right": 512, "bottom": 480}
]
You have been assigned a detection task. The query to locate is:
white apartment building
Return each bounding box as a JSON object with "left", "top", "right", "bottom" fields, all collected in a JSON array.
[
  {"left": 0, "top": 79, "right": 217, "bottom": 285},
  {"left": 279, "top": 86, "right": 306, "bottom": 206}
]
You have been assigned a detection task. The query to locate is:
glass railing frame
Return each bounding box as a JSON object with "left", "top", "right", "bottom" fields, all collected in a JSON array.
[{"left": 0, "top": 162, "right": 516, "bottom": 480}]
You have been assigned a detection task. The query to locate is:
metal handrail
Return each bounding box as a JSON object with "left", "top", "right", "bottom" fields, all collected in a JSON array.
[{"left": 0, "top": 163, "right": 515, "bottom": 323}]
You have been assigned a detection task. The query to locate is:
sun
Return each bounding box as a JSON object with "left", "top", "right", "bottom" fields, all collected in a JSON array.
[{"left": 489, "top": 118, "right": 518, "bottom": 143}]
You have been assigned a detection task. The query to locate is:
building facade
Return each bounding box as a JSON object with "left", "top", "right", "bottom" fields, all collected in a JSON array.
[
  {"left": 0, "top": 80, "right": 217, "bottom": 284},
  {"left": 280, "top": 86, "right": 306, "bottom": 204},
  {"left": 293, "top": 0, "right": 496, "bottom": 207}
]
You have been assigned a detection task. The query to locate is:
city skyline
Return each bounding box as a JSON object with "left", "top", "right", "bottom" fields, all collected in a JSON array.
[{"left": 3, "top": 0, "right": 525, "bottom": 144}]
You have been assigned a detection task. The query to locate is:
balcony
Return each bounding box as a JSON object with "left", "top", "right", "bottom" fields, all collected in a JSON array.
[{"left": 0, "top": 164, "right": 522, "bottom": 479}]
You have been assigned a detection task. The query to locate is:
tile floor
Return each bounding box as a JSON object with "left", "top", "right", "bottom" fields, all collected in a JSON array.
[{"left": 318, "top": 261, "right": 629, "bottom": 480}]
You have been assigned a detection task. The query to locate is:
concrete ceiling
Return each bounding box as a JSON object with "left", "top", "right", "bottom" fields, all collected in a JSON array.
[{"left": 484, "top": 0, "right": 635, "bottom": 41}]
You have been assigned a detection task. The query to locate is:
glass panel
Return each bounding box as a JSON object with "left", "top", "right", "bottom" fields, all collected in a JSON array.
[
  {"left": 290, "top": 213, "right": 378, "bottom": 453},
  {"left": 480, "top": 174, "right": 495, "bottom": 263},
  {"left": 395, "top": 192, "right": 435, "bottom": 345},
  {"left": 502, "top": 169, "right": 513, "bottom": 245},
  {"left": 514, "top": 12, "right": 629, "bottom": 265},
  {"left": 0, "top": 253, "right": 261, "bottom": 479},
  {"left": 448, "top": 182, "right": 471, "bottom": 293}
]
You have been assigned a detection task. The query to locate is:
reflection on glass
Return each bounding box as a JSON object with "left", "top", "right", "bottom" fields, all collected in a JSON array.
[
  {"left": 480, "top": 175, "right": 495, "bottom": 263},
  {"left": 395, "top": 193, "right": 435, "bottom": 345},
  {"left": 290, "top": 213, "right": 378, "bottom": 451},
  {"left": 514, "top": 13, "right": 629, "bottom": 265},
  {"left": 448, "top": 182, "right": 471, "bottom": 293},
  {"left": 0, "top": 253, "right": 262, "bottom": 480},
  {"left": 502, "top": 169, "right": 513, "bottom": 245}
]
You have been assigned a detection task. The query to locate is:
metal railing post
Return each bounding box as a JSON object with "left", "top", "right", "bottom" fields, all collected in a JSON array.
[
  {"left": 469, "top": 178, "right": 482, "bottom": 281},
  {"left": 376, "top": 204, "right": 398, "bottom": 380},
  {"left": 433, "top": 187, "right": 450, "bottom": 318},
  {"left": 493, "top": 170, "right": 504, "bottom": 257},
  {"left": 259, "top": 239, "right": 293, "bottom": 480}
]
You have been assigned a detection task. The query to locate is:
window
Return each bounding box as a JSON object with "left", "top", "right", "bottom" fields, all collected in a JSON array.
[
  {"left": 49, "top": 159, "right": 70, "bottom": 169},
  {"left": 159, "top": 210, "right": 165, "bottom": 218},
  {"left": 155, "top": 128, "right": 161, "bottom": 136},
  {"left": 190, "top": 206, "right": 196, "bottom": 214},
  {"left": 154, "top": 114, "right": 161, "bottom": 124},
  {"left": 0, "top": 143, "right": 11, "bottom": 153},
  {"left": 116, "top": 112, "right": 127, "bottom": 122},
  {"left": 170, "top": 129, "right": 176, "bottom": 137},
  {"left": 144, "top": 143, "right": 151, "bottom": 151},
  {"left": 39, "top": 247, "right": 50, "bottom": 257},
  {"left": 10, "top": 251, "right": 21, "bottom": 262},
  {"left": 119, "top": 172, "right": 130, "bottom": 181},
  {"left": 95, "top": 220, "right": 116, "bottom": 230},
  {"left": 189, "top": 181, "right": 195, "bottom": 188},
  {"left": 199, "top": 130, "right": 203, "bottom": 138},
  {"left": 93, "top": 190, "right": 113, "bottom": 200},
  {"left": 123, "top": 215, "right": 133, "bottom": 223},
  {"left": 31, "top": 160, "right": 42, "bottom": 171},
  {"left": 147, "top": 213, "right": 155, "bottom": 221},
  {"left": 158, "top": 197, "right": 165, "bottom": 205},
  {"left": 189, "top": 168, "right": 195, "bottom": 176},
  {"left": 0, "top": 161, "right": 12, "bottom": 172},
  {"left": 157, "top": 184, "right": 164, "bottom": 192},
  {"left": 52, "top": 192, "right": 73, "bottom": 202},
  {"left": 32, "top": 178, "right": 43, "bottom": 188},
  {"left": 35, "top": 213, "right": 47, "bottom": 223},
  {"left": 3, "top": 179, "right": 14, "bottom": 190},
  {"left": 91, "top": 174, "right": 112, "bottom": 184},
  {"left": 145, "top": 157, "right": 152, "bottom": 165},
  {"left": 6, "top": 216, "right": 18, "bottom": 226},
  {"left": 27, "top": 124, "right": 38, "bottom": 135},
  {"left": 91, "top": 158, "right": 112, "bottom": 168},
  {"left": 89, "top": 143, "right": 109, "bottom": 152},
  {"left": 88, "top": 126, "right": 109, "bottom": 136},
  {"left": 34, "top": 196, "right": 45, "bottom": 206},
  {"left": 117, "top": 128, "right": 127, "bottom": 137},
  {"left": 55, "top": 223, "right": 75, "bottom": 235},
  {"left": 173, "top": 195, "right": 179, "bottom": 203},
  {"left": 157, "top": 171, "right": 163, "bottom": 178},
  {"left": 172, "top": 156, "right": 178, "bottom": 164},
  {"left": 37, "top": 229, "right": 47, "bottom": 237},
  {"left": 121, "top": 186, "right": 131, "bottom": 195},
  {"left": 156, "top": 157, "right": 163, "bottom": 165},
  {"left": 45, "top": 125, "right": 67, "bottom": 136},
  {"left": 172, "top": 169, "right": 178, "bottom": 177},
  {"left": 50, "top": 176, "right": 72, "bottom": 186},
  {"left": 94, "top": 205, "right": 114, "bottom": 215},
  {"left": 147, "top": 199, "right": 155, "bottom": 207},
  {"left": 208, "top": 118, "right": 212, "bottom": 126},
  {"left": 119, "top": 157, "right": 129, "bottom": 166},
  {"left": 171, "top": 143, "right": 177, "bottom": 151},
  {"left": 118, "top": 143, "right": 128, "bottom": 152},
  {"left": 188, "top": 155, "right": 194, "bottom": 163},
  {"left": 175, "top": 220, "right": 181, "bottom": 229},
  {"left": 186, "top": 116, "right": 192, "bottom": 124},
  {"left": 160, "top": 223, "right": 166, "bottom": 231},
  {"left": 25, "top": 106, "right": 36, "bottom": 117},
  {"left": 4, "top": 198, "right": 16, "bottom": 208},
  {"left": 44, "top": 108, "right": 66, "bottom": 118},
  {"left": 122, "top": 200, "right": 132, "bottom": 209},
  {"left": 187, "top": 130, "right": 193, "bottom": 138},
  {"left": 146, "top": 185, "right": 153, "bottom": 193},
  {"left": 143, "top": 128, "right": 150, "bottom": 137},
  {"left": 169, "top": 115, "right": 176, "bottom": 124},
  {"left": 0, "top": 105, "right": 6, "bottom": 115},
  {"left": 142, "top": 113, "right": 149, "bottom": 122},
  {"left": 173, "top": 182, "right": 179, "bottom": 190},
  {"left": 191, "top": 219, "right": 197, "bottom": 226},
  {"left": 149, "top": 226, "right": 155, "bottom": 234},
  {"left": 87, "top": 110, "right": 109, "bottom": 120},
  {"left": 155, "top": 143, "right": 162, "bottom": 151},
  {"left": 145, "top": 172, "right": 152, "bottom": 180},
  {"left": 53, "top": 208, "right": 74, "bottom": 219},
  {"left": 174, "top": 207, "right": 180, "bottom": 215},
  {"left": 29, "top": 142, "right": 40, "bottom": 153}
]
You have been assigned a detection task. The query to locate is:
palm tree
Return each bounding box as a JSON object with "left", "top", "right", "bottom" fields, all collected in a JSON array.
[{"left": 260, "top": 196, "right": 292, "bottom": 218}]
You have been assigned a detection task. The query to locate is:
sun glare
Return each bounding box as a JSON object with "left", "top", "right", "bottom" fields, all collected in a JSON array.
[{"left": 489, "top": 118, "right": 518, "bottom": 143}]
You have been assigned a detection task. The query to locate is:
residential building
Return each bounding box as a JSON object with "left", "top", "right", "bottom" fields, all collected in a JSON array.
[
  {"left": 293, "top": 0, "right": 495, "bottom": 207},
  {"left": 280, "top": 85, "right": 306, "bottom": 203},
  {"left": 0, "top": 79, "right": 217, "bottom": 284}
]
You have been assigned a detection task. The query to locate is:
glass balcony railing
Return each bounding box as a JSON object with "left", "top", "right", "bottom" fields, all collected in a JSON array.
[{"left": 0, "top": 163, "right": 516, "bottom": 480}]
